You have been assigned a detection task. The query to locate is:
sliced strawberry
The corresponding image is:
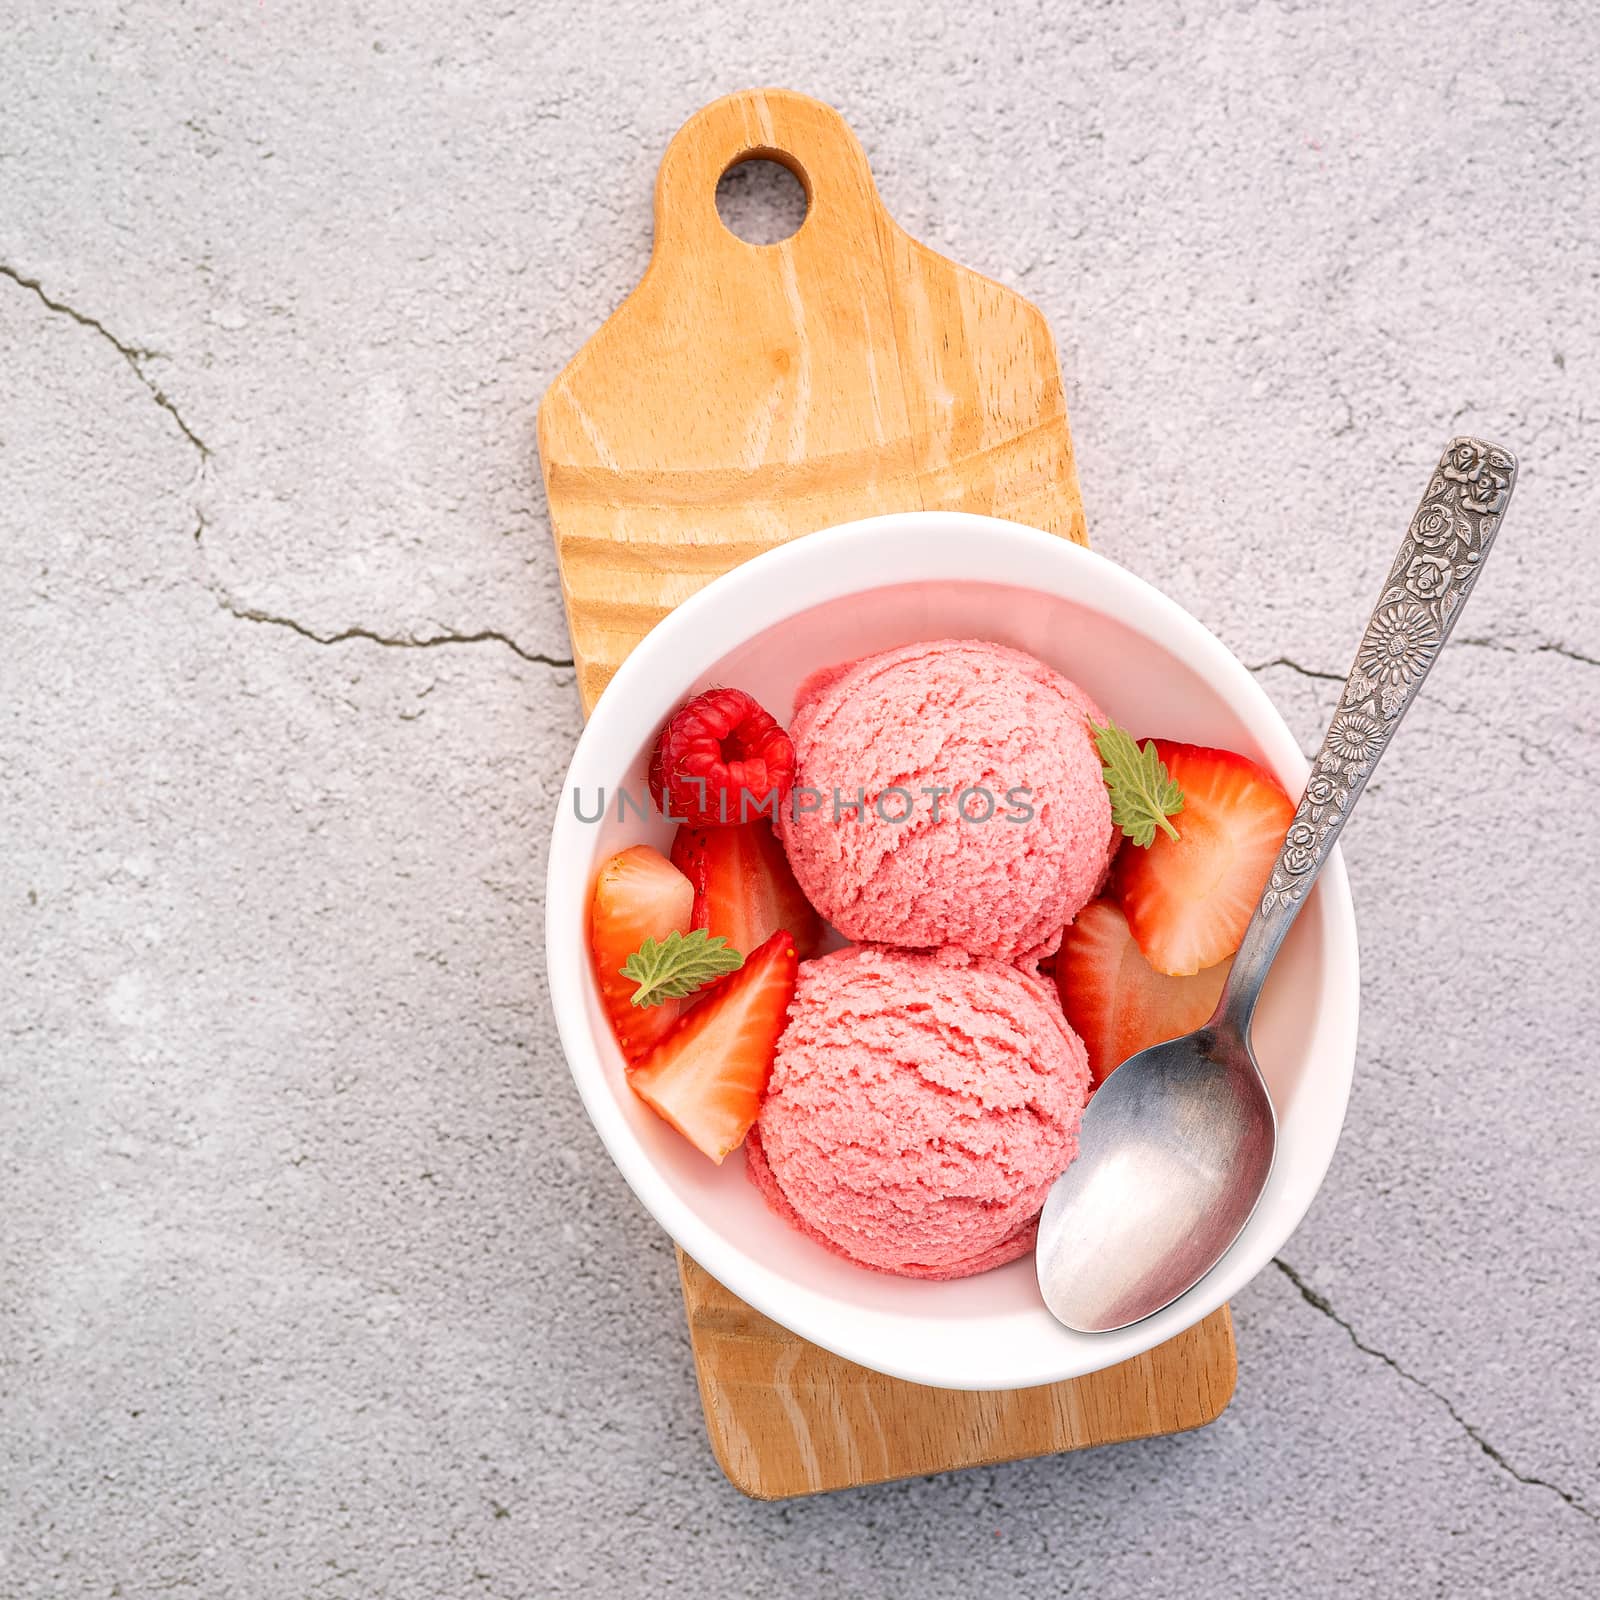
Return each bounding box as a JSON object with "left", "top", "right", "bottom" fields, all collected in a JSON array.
[
  {"left": 647, "top": 687, "right": 796, "bottom": 827},
  {"left": 628, "top": 928, "right": 799, "bottom": 1163},
  {"left": 670, "top": 819, "right": 822, "bottom": 961},
  {"left": 1056, "top": 899, "right": 1231, "bottom": 1085},
  {"left": 590, "top": 845, "right": 695, "bottom": 1062},
  {"left": 1112, "top": 741, "right": 1295, "bottom": 976}
]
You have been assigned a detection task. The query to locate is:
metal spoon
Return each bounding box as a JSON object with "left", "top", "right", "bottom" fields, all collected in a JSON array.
[{"left": 1037, "top": 436, "right": 1519, "bottom": 1333}]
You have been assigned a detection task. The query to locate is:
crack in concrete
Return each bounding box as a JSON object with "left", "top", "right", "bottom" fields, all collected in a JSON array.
[
  {"left": 1, "top": 261, "right": 214, "bottom": 468},
  {"left": 1458, "top": 636, "right": 1600, "bottom": 670},
  {"left": 1247, "top": 656, "right": 1346, "bottom": 682},
  {"left": 218, "top": 595, "right": 573, "bottom": 669},
  {"left": 2, "top": 262, "right": 571, "bottom": 662},
  {"left": 1534, "top": 642, "right": 1600, "bottom": 669},
  {"left": 1250, "top": 638, "right": 1600, "bottom": 682},
  {"left": 1273, "top": 1259, "right": 1597, "bottom": 1526}
]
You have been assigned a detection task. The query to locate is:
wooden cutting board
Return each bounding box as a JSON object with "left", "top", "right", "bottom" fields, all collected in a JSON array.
[{"left": 538, "top": 87, "right": 1237, "bottom": 1498}]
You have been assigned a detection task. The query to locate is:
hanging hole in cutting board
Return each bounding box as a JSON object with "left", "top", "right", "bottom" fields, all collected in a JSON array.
[{"left": 715, "top": 155, "right": 809, "bottom": 246}]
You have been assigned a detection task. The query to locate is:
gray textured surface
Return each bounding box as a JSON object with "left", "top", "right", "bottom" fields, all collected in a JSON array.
[{"left": 4, "top": 1, "right": 1598, "bottom": 1594}]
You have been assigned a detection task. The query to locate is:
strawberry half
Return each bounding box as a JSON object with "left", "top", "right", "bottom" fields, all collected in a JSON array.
[
  {"left": 590, "top": 845, "right": 695, "bottom": 1062},
  {"left": 647, "top": 687, "right": 796, "bottom": 827},
  {"left": 1112, "top": 741, "right": 1295, "bottom": 976},
  {"left": 670, "top": 819, "right": 822, "bottom": 961},
  {"left": 1056, "top": 899, "right": 1231, "bottom": 1085},
  {"left": 628, "top": 928, "right": 799, "bottom": 1163}
]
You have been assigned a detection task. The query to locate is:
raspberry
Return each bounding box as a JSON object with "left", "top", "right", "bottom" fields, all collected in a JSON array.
[{"left": 647, "top": 688, "right": 796, "bottom": 826}]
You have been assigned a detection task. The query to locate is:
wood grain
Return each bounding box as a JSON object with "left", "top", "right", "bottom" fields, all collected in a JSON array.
[
  {"left": 539, "top": 86, "right": 1237, "bottom": 1500},
  {"left": 538, "top": 86, "right": 1086, "bottom": 710},
  {"left": 679, "top": 1254, "right": 1237, "bottom": 1498}
]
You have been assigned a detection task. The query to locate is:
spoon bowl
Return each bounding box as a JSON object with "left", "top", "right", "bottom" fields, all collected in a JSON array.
[{"left": 1038, "top": 1028, "right": 1275, "bottom": 1333}]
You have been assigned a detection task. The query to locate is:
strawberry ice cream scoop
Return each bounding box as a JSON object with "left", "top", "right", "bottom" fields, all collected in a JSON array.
[
  {"left": 777, "top": 639, "right": 1115, "bottom": 964},
  {"left": 745, "top": 946, "right": 1091, "bottom": 1280}
]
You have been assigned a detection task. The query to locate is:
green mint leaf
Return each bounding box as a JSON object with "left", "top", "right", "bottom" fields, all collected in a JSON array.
[
  {"left": 1092, "top": 720, "right": 1184, "bottom": 848},
  {"left": 621, "top": 929, "right": 744, "bottom": 1007}
]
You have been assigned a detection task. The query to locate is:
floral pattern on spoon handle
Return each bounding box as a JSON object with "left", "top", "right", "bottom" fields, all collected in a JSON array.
[{"left": 1259, "top": 437, "right": 1519, "bottom": 916}]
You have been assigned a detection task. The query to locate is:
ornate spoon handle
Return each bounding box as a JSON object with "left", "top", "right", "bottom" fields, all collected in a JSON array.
[{"left": 1219, "top": 437, "right": 1519, "bottom": 1034}]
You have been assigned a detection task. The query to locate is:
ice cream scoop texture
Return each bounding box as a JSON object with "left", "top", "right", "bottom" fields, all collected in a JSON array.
[
  {"left": 777, "top": 638, "right": 1115, "bottom": 964},
  {"left": 745, "top": 945, "right": 1092, "bottom": 1280}
]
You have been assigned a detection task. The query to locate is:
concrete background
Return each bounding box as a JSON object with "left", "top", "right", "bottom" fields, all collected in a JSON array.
[{"left": 3, "top": 1, "right": 1597, "bottom": 1594}]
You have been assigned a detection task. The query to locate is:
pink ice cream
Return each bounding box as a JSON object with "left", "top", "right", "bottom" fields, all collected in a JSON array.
[
  {"left": 745, "top": 945, "right": 1091, "bottom": 1280},
  {"left": 777, "top": 639, "right": 1114, "bottom": 965}
]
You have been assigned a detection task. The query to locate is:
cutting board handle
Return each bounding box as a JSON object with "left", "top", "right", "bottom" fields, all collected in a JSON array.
[
  {"left": 653, "top": 89, "right": 884, "bottom": 263},
  {"left": 542, "top": 85, "right": 1090, "bottom": 709}
]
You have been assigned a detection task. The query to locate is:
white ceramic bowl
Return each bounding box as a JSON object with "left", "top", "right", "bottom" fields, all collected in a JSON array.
[{"left": 546, "top": 512, "right": 1359, "bottom": 1390}]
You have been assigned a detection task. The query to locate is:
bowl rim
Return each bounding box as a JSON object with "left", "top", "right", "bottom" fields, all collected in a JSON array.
[{"left": 546, "top": 511, "right": 1359, "bottom": 1389}]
